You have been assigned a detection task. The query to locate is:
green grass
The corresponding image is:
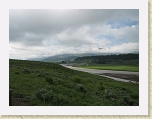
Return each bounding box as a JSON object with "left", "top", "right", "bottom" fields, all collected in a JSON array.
[
  {"left": 9, "top": 59, "right": 139, "bottom": 106},
  {"left": 77, "top": 64, "right": 139, "bottom": 72}
]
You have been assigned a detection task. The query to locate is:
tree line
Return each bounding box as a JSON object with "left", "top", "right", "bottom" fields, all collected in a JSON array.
[{"left": 74, "top": 53, "right": 139, "bottom": 64}]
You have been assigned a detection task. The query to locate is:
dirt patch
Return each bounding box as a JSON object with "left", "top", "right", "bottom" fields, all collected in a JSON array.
[
  {"left": 11, "top": 96, "right": 31, "bottom": 106},
  {"left": 102, "top": 73, "right": 139, "bottom": 82}
]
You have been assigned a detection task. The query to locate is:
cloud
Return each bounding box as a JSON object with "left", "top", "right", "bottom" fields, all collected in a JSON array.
[
  {"left": 114, "top": 25, "right": 139, "bottom": 42},
  {"left": 106, "top": 42, "right": 139, "bottom": 53},
  {"left": 9, "top": 9, "right": 139, "bottom": 59}
]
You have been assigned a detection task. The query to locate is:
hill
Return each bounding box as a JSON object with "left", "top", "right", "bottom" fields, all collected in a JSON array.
[
  {"left": 42, "top": 54, "right": 77, "bottom": 62},
  {"left": 27, "top": 53, "right": 138, "bottom": 63},
  {"left": 27, "top": 57, "right": 45, "bottom": 61},
  {"left": 9, "top": 59, "right": 139, "bottom": 106},
  {"left": 42, "top": 53, "right": 112, "bottom": 62}
]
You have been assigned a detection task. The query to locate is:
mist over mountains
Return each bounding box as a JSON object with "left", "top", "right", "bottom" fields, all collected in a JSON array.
[
  {"left": 27, "top": 53, "right": 112, "bottom": 62},
  {"left": 27, "top": 52, "right": 138, "bottom": 62}
]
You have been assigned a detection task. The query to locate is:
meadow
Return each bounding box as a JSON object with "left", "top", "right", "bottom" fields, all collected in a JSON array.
[
  {"left": 9, "top": 59, "right": 139, "bottom": 106},
  {"left": 77, "top": 64, "right": 139, "bottom": 72}
]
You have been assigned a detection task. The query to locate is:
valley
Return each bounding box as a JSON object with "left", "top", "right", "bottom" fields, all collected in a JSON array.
[{"left": 9, "top": 57, "right": 139, "bottom": 106}]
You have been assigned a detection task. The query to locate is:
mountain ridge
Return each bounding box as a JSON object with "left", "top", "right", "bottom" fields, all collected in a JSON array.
[{"left": 27, "top": 52, "right": 139, "bottom": 62}]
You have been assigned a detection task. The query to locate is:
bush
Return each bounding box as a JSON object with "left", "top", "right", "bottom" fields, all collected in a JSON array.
[
  {"left": 99, "top": 82, "right": 105, "bottom": 90},
  {"left": 35, "top": 88, "right": 54, "bottom": 103},
  {"left": 37, "top": 73, "right": 45, "bottom": 77},
  {"left": 15, "top": 71, "right": 20, "bottom": 74},
  {"left": 76, "top": 84, "right": 86, "bottom": 93},
  {"left": 35, "top": 88, "right": 48, "bottom": 100},
  {"left": 123, "top": 96, "right": 135, "bottom": 106},
  {"left": 95, "top": 91, "right": 100, "bottom": 96},
  {"left": 46, "top": 76, "right": 53, "bottom": 84},
  {"left": 99, "top": 85, "right": 105, "bottom": 90},
  {"left": 131, "top": 92, "right": 139, "bottom": 99},
  {"left": 45, "top": 85, "right": 52, "bottom": 90},
  {"left": 30, "top": 95, "right": 39, "bottom": 105},
  {"left": 22, "top": 68, "right": 30, "bottom": 74},
  {"left": 53, "top": 94, "right": 70, "bottom": 106},
  {"left": 121, "top": 87, "right": 126, "bottom": 91},
  {"left": 53, "top": 78, "right": 62, "bottom": 85},
  {"left": 105, "top": 90, "right": 117, "bottom": 100},
  {"left": 72, "top": 76, "right": 81, "bottom": 83},
  {"left": 45, "top": 72, "right": 49, "bottom": 75}
]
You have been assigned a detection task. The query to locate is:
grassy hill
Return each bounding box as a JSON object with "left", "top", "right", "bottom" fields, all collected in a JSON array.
[{"left": 9, "top": 59, "right": 139, "bottom": 106}]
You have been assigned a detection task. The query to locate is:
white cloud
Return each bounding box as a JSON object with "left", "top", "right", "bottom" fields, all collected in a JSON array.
[
  {"left": 9, "top": 9, "right": 139, "bottom": 59},
  {"left": 105, "top": 42, "right": 139, "bottom": 53},
  {"left": 114, "top": 25, "right": 139, "bottom": 42}
]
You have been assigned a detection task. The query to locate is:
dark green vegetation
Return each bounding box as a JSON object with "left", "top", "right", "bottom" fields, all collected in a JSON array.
[
  {"left": 74, "top": 53, "right": 139, "bottom": 65},
  {"left": 75, "top": 53, "right": 139, "bottom": 72},
  {"left": 9, "top": 59, "right": 139, "bottom": 106}
]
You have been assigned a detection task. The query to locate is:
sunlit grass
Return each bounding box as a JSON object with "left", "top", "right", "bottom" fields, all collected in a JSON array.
[{"left": 77, "top": 65, "right": 139, "bottom": 72}]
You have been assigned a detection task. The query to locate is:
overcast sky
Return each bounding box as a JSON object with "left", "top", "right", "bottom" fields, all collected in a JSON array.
[{"left": 9, "top": 9, "right": 139, "bottom": 60}]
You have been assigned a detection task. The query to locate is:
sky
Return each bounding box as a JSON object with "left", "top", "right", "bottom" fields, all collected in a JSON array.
[{"left": 9, "top": 9, "right": 139, "bottom": 60}]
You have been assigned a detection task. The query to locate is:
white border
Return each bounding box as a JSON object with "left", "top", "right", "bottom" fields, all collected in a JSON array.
[{"left": 0, "top": 0, "right": 148, "bottom": 115}]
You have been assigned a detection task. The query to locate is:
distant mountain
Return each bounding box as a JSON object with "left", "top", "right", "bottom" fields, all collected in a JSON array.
[
  {"left": 43, "top": 54, "right": 77, "bottom": 62},
  {"left": 27, "top": 57, "right": 45, "bottom": 61},
  {"left": 42, "top": 53, "right": 112, "bottom": 62},
  {"left": 27, "top": 53, "right": 97, "bottom": 62},
  {"left": 27, "top": 52, "right": 139, "bottom": 62}
]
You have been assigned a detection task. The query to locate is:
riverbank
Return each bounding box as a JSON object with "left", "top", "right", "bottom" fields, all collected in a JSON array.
[{"left": 101, "top": 73, "right": 139, "bottom": 82}]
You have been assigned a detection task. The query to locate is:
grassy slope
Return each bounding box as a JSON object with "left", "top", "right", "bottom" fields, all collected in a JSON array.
[
  {"left": 9, "top": 59, "right": 139, "bottom": 106},
  {"left": 77, "top": 64, "right": 139, "bottom": 72}
]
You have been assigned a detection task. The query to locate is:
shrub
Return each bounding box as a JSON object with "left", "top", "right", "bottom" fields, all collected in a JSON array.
[
  {"left": 95, "top": 91, "right": 100, "bottom": 96},
  {"left": 99, "top": 82, "right": 105, "bottom": 90},
  {"left": 85, "top": 78, "right": 93, "bottom": 84},
  {"left": 36, "top": 70, "right": 40, "bottom": 73},
  {"left": 45, "top": 85, "right": 52, "bottom": 90},
  {"left": 123, "top": 96, "right": 135, "bottom": 106},
  {"left": 53, "top": 94, "right": 70, "bottom": 106},
  {"left": 105, "top": 90, "right": 117, "bottom": 100},
  {"left": 131, "top": 92, "right": 139, "bottom": 99},
  {"left": 45, "top": 72, "right": 49, "bottom": 75},
  {"left": 66, "top": 82, "right": 74, "bottom": 88},
  {"left": 35, "top": 88, "right": 48, "bottom": 100},
  {"left": 76, "top": 84, "right": 86, "bottom": 94},
  {"left": 22, "top": 68, "right": 30, "bottom": 74},
  {"left": 35, "top": 88, "right": 54, "bottom": 103},
  {"left": 15, "top": 71, "right": 20, "bottom": 74},
  {"left": 37, "top": 73, "right": 45, "bottom": 77},
  {"left": 46, "top": 76, "right": 53, "bottom": 84},
  {"left": 30, "top": 95, "right": 41, "bottom": 105},
  {"left": 41, "top": 91, "right": 54, "bottom": 103},
  {"left": 53, "top": 78, "right": 62, "bottom": 85},
  {"left": 99, "top": 85, "right": 105, "bottom": 90},
  {"left": 72, "top": 76, "right": 81, "bottom": 83},
  {"left": 17, "top": 66, "right": 21, "bottom": 69},
  {"left": 121, "top": 87, "right": 126, "bottom": 91}
]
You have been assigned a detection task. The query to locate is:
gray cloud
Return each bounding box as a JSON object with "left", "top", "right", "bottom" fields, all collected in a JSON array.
[{"left": 9, "top": 9, "right": 139, "bottom": 59}]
